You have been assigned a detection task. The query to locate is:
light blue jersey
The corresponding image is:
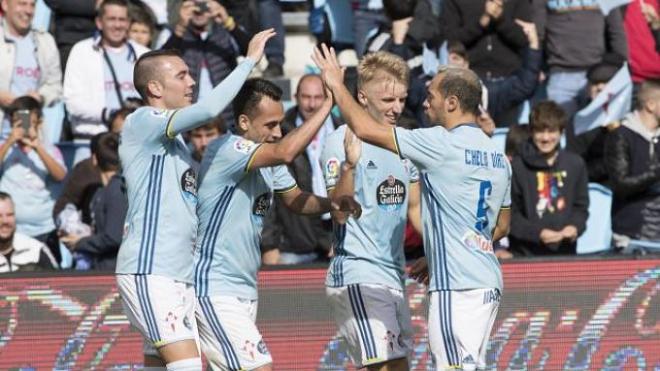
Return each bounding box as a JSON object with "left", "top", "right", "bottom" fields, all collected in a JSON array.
[
  {"left": 393, "top": 124, "right": 511, "bottom": 292},
  {"left": 321, "top": 125, "right": 418, "bottom": 291},
  {"left": 116, "top": 107, "right": 199, "bottom": 283},
  {"left": 195, "top": 134, "right": 297, "bottom": 300}
]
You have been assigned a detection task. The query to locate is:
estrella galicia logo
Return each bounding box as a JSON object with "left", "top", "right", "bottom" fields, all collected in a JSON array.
[
  {"left": 377, "top": 175, "right": 406, "bottom": 212},
  {"left": 253, "top": 192, "right": 272, "bottom": 217},
  {"left": 181, "top": 168, "right": 197, "bottom": 199},
  {"left": 257, "top": 340, "right": 270, "bottom": 355}
]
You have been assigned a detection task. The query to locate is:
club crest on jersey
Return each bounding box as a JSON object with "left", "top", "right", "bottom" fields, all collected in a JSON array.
[
  {"left": 181, "top": 168, "right": 197, "bottom": 198},
  {"left": 325, "top": 158, "right": 340, "bottom": 181},
  {"left": 377, "top": 175, "right": 405, "bottom": 212},
  {"left": 253, "top": 192, "right": 272, "bottom": 216},
  {"left": 234, "top": 138, "right": 256, "bottom": 154}
]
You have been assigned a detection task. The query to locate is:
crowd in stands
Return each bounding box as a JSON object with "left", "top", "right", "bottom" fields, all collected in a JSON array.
[{"left": 0, "top": 0, "right": 659, "bottom": 272}]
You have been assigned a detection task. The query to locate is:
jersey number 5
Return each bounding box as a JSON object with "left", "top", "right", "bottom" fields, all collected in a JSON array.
[{"left": 475, "top": 180, "right": 492, "bottom": 232}]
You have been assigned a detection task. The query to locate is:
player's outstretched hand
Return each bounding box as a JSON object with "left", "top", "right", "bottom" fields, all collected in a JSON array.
[
  {"left": 344, "top": 127, "right": 361, "bottom": 167},
  {"left": 311, "top": 43, "right": 345, "bottom": 92},
  {"left": 407, "top": 257, "right": 429, "bottom": 285},
  {"left": 246, "top": 29, "right": 276, "bottom": 63},
  {"left": 332, "top": 196, "right": 362, "bottom": 219}
]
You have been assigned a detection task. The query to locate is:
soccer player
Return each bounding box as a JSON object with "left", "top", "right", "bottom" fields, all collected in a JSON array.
[
  {"left": 313, "top": 44, "right": 511, "bottom": 371},
  {"left": 319, "top": 51, "right": 421, "bottom": 371},
  {"left": 194, "top": 78, "right": 361, "bottom": 371},
  {"left": 115, "top": 30, "right": 275, "bottom": 371}
]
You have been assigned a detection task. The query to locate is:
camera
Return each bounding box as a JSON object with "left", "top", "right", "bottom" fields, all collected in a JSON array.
[{"left": 16, "top": 109, "right": 31, "bottom": 133}]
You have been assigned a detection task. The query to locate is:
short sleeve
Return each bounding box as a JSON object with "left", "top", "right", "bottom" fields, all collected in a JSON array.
[
  {"left": 272, "top": 165, "right": 297, "bottom": 194},
  {"left": 501, "top": 171, "right": 512, "bottom": 209},
  {"left": 200, "top": 135, "right": 262, "bottom": 184},
  {"left": 393, "top": 126, "right": 447, "bottom": 171},
  {"left": 124, "top": 107, "right": 176, "bottom": 145},
  {"left": 405, "top": 159, "right": 419, "bottom": 183},
  {"left": 319, "top": 128, "right": 346, "bottom": 190}
]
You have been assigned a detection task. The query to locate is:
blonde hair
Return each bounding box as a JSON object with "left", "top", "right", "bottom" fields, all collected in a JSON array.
[{"left": 357, "top": 52, "right": 410, "bottom": 90}]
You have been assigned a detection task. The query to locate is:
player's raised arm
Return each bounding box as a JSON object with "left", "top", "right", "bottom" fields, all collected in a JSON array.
[
  {"left": 165, "top": 29, "right": 276, "bottom": 138},
  {"left": 246, "top": 86, "right": 335, "bottom": 170},
  {"left": 312, "top": 44, "right": 399, "bottom": 154},
  {"left": 277, "top": 186, "right": 362, "bottom": 218}
]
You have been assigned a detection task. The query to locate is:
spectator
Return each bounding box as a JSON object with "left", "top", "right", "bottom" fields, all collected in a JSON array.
[
  {"left": 504, "top": 123, "right": 529, "bottom": 160},
  {"left": 63, "top": 0, "right": 149, "bottom": 161},
  {"left": 258, "top": 0, "right": 285, "bottom": 77},
  {"left": 187, "top": 114, "right": 225, "bottom": 164},
  {"left": 566, "top": 61, "right": 622, "bottom": 184},
  {"left": 162, "top": 0, "right": 251, "bottom": 128},
  {"left": 43, "top": 0, "right": 97, "bottom": 70},
  {"left": 107, "top": 98, "right": 142, "bottom": 133},
  {"left": 0, "top": 0, "right": 62, "bottom": 139},
  {"left": 624, "top": 0, "right": 660, "bottom": 88},
  {"left": 365, "top": 0, "right": 442, "bottom": 78},
  {"left": 0, "top": 96, "right": 67, "bottom": 263},
  {"left": 129, "top": 4, "right": 157, "bottom": 48},
  {"left": 605, "top": 79, "right": 660, "bottom": 244},
  {"left": 533, "top": 0, "right": 628, "bottom": 117},
  {"left": 60, "top": 132, "right": 126, "bottom": 270},
  {"left": 53, "top": 133, "right": 103, "bottom": 226},
  {"left": 0, "top": 192, "right": 57, "bottom": 272},
  {"left": 261, "top": 74, "right": 339, "bottom": 264},
  {"left": 352, "top": 0, "right": 387, "bottom": 58},
  {"left": 509, "top": 101, "right": 589, "bottom": 255},
  {"left": 442, "top": 0, "right": 532, "bottom": 80}
]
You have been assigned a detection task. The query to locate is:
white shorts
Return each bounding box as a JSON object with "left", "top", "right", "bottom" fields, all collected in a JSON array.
[
  {"left": 428, "top": 288, "right": 501, "bottom": 371},
  {"left": 116, "top": 274, "right": 199, "bottom": 348},
  {"left": 196, "top": 296, "right": 272, "bottom": 371},
  {"left": 326, "top": 284, "right": 413, "bottom": 368}
]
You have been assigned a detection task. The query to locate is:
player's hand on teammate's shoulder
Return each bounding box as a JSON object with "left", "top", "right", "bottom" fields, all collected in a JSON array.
[
  {"left": 332, "top": 195, "right": 362, "bottom": 219},
  {"left": 246, "top": 29, "right": 277, "bottom": 63},
  {"left": 311, "top": 43, "right": 345, "bottom": 92}
]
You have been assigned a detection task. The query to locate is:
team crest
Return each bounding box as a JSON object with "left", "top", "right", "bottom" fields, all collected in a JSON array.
[
  {"left": 234, "top": 138, "right": 257, "bottom": 154},
  {"left": 253, "top": 192, "right": 272, "bottom": 216},
  {"left": 376, "top": 176, "right": 406, "bottom": 212},
  {"left": 257, "top": 340, "right": 270, "bottom": 355}
]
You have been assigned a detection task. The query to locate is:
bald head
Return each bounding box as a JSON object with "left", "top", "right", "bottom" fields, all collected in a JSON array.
[{"left": 435, "top": 66, "right": 482, "bottom": 116}]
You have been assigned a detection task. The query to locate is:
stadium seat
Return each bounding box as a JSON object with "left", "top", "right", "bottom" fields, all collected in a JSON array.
[
  {"left": 32, "top": 0, "right": 52, "bottom": 31},
  {"left": 56, "top": 142, "right": 88, "bottom": 171},
  {"left": 491, "top": 127, "right": 508, "bottom": 153},
  {"left": 626, "top": 239, "right": 660, "bottom": 254},
  {"left": 323, "top": 0, "right": 355, "bottom": 45},
  {"left": 576, "top": 183, "right": 613, "bottom": 254}
]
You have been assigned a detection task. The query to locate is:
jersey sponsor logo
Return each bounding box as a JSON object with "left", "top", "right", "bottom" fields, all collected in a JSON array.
[
  {"left": 366, "top": 160, "right": 378, "bottom": 170},
  {"left": 234, "top": 138, "right": 257, "bottom": 154},
  {"left": 377, "top": 176, "right": 406, "bottom": 211},
  {"left": 461, "top": 230, "right": 494, "bottom": 253},
  {"left": 253, "top": 192, "right": 272, "bottom": 217},
  {"left": 181, "top": 168, "right": 197, "bottom": 198},
  {"left": 325, "top": 158, "right": 340, "bottom": 181}
]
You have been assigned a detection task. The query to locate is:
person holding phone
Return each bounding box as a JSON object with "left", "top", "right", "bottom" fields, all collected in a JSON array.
[{"left": 0, "top": 96, "right": 67, "bottom": 264}]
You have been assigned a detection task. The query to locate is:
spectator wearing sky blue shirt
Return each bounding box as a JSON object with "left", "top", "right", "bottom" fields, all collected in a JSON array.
[
  {"left": 63, "top": 0, "right": 149, "bottom": 161},
  {"left": 0, "top": 96, "right": 67, "bottom": 265},
  {"left": 0, "top": 0, "right": 62, "bottom": 141}
]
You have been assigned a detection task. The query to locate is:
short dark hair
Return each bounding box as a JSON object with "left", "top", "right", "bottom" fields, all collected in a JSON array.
[
  {"left": 436, "top": 66, "right": 482, "bottom": 116},
  {"left": 8, "top": 96, "right": 42, "bottom": 118},
  {"left": 129, "top": 4, "right": 157, "bottom": 35},
  {"left": 383, "top": 0, "right": 417, "bottom": 20},
  {"left": 447, "top": 41, "right": 469, "bottom": 63},
  {"left": 133, "top": 49, "right": 182, "bottom": 99},
  {"left": 0, "top": 191, "right": 12, "bottom": 203},
  {"left": 95, "top": 132, "right": 120, "bottom": 171},
  {"left": 505, "top": 124, "right": 530, "bottom": 159},
  {"left": 637, "top": 79, "right": 660, "bottom": 110},
  {"left": 233, "top": 78, "right": 282, "bottom": 120},
  {"left": 529, "top": 101, "right": 567, "bottom": 132},
  {"left": 98, "top": 0, "right": 129, "bottom": 17}
]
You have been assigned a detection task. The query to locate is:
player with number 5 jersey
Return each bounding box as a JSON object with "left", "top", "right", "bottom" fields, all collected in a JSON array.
[{"left": 312, "top": 44, "right": 511, "bottom": 371}]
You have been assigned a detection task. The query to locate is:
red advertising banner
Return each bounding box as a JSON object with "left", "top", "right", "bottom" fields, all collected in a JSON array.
[{"left": 0, "top": 258, "right": 658, "bottom": 370}]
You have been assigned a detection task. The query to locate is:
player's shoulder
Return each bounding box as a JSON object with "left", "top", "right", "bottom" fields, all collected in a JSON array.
[{"left": 326, "top": 124, "right": 347, "bottom": 143}]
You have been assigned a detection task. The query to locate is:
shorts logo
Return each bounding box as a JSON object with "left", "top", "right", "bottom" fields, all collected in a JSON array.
[
  {"left": 181, "top": 168, "right": 197, "bottom": 198},
  {"left": 253, "top": 192, "right": 272, "bottom": 216},
  {"left": 383, "top": 330, "right": 396, "bottom": 351},
  {"left": 257, "top": 340, "right": 270, "bottom": 355},
  {"left": 165, "top": 311, "right": 178, "bottom": 332},
  {"left": 483, "top": 288, "right": 501, "bottom": 304},
  {"left": 234, "top": 138, "right": 256, "bottom": 154},
  {"left": 325, "top": 158, "right": 340, "bottom": 182},
  {"left": 183, "top": 315, "right": 192, "bottom": 331},
  {"left": 242, "top": 340, "right": 256, "bottom": 360},
  {"left": 377, "top": 176, "right": 406, "bottom": 212}
]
